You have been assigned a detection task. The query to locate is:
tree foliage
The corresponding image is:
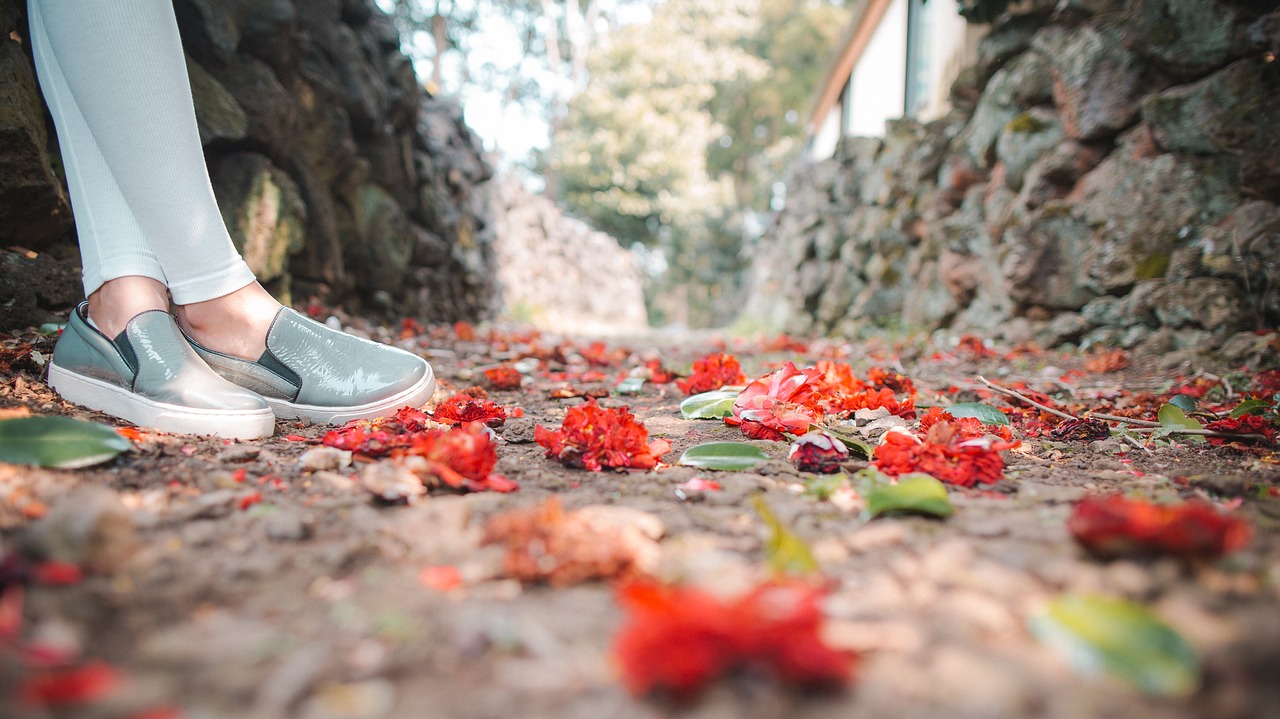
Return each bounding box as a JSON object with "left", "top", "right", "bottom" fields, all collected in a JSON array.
[{"left": 550, "top": 0, "right": 851, "bottom": 326}]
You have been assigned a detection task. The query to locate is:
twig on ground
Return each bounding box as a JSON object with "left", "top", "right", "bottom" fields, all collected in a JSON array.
[
  {"left": 1087, "top": 412, "right": 1161, "bottom": 428},
  {"left": 1120, "top": 434, "right": 1153, "bottom": 455},
  {"left": 1125, "top": 427, "right": 1270, "bottom": 442},
  {"left": 977, "top": 376, "right": 1271, "bottom": 445},
  {"left": 976, "top": 376, "right": 1078, "bottom": 421}
]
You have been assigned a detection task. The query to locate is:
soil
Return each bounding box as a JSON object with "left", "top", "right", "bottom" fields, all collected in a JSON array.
[{"left": 1, "top": 313, "right": 1278, "bottom": 719}]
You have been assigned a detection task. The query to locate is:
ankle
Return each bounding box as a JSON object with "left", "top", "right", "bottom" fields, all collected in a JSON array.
[
  {"left": 174, "top": 283, "right": 282, "bottom": 361},
  {"left": 87, "top": 277, "right": 171, "bottom": 338}
]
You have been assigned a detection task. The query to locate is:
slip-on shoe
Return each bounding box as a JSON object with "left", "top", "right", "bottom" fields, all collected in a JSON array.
[
  {"left": 187, "top": 307, "right": 435, "bottom": 424},
  {"left": 47, "top": 303, "right": 275, "bottom": 439}
]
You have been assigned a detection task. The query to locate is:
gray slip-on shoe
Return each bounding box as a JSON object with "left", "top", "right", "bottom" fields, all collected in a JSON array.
[
  {"left": 46, "top": 303, "right": 275, "bottom": 439},
  {"left": 188, "top": 307, "right": 435, "bottom": 425}
]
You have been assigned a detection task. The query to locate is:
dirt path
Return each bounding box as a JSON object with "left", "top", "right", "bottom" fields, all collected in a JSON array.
[{"left": 2, "top": 316, "right": 1278, "bottom": 719}]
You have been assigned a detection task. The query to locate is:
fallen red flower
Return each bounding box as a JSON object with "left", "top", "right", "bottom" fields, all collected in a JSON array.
[
  {"left": 613, "top": 578, "right": 856, "bottom": 698},
  {"left": 1049, "top": 417, "right": 1112, "bottom": 442},
  {"left": 1249, "top": 369, "right": 1280, "bottom": 398},
  {"left": 1067, "top": 494, "right": 1252, "bottom": 559},
  {"left": 482, "top": 498, "right": 649, "bottom": 585},
  {"left": 453, "top": 321, "right": 477, "bottom": 341},
  {"left": 788, "top": 431, "right": 849, "bottom": 473},
  {"left": 431, "top": 393, "right": 507, "bottom": 427},
  {"left": 483, "top": 365, "right": 524, "bottom": 391},
  {"left": 419, "top": 565, "right": 464, "bottom": 592},
  {"left": 1083, "top": 348, "right": 1129, "bottom": 374},
  {"left": 873, "top": 423, "right": 1016, "bottom": 487},
  {"left": 404, "top": 421, "right": 517, "bottom": 493},
  {"left": 238, "top": 492, "right": 263, "bottom": 510},
  {"left": 1204, "top": 415, "right": 1276, "bottom": 445},
  {"left": 535, "top": 400, "right": 670, "bottom": 471},
  {"left": 31, "top": 562, "right": 83, "bottom": 586},
  {"left": 828, "top": 387, "right": 916, "bottom": 419},
  {"left": 729, "top": 362, "right": 822, "bottom": 440},
  {"left": 18, "top": 661, "right": 121, "bottom": 707},
  {"left": 867, "top": 366, "right": 916, "bottom": 396},
  {"left": 578, "top": 341, "right": 624, "bottom": 367},
  {"left": 322, "top": 406, "right": 435, "bottom": 456},
  {"left": 677, "top": 353, "right": 747, "bottom": 395},
  {"left": 643, "top": 359, "right": 679, "bottom": 384},
  {"left": 956, "top": 334, "right": 997, "bottom": 358}
]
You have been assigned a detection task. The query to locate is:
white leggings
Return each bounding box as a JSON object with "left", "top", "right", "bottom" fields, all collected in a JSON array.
[{"left": 27, "top": 0, "right": 256, "bottom": 304}]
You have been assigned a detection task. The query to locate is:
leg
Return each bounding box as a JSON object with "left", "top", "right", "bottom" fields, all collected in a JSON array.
[{"left": 27, "top": 0, "right": 258, "bottom": 320}]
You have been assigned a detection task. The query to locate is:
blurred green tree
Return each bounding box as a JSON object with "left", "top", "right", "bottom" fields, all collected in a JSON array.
[{"left": 550, "top": 0, "right": 850, "bottom": 326}]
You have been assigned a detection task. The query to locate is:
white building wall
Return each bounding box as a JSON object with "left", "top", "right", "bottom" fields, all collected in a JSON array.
[
  {"left": 846, "top": 0, "right": 908, "bottom": 138},
  {"left": 809, "top": 101, "right": 842, "bottom": 159},
  {"left": 916, "top": 0, "right": 982, "bottom": 121}
]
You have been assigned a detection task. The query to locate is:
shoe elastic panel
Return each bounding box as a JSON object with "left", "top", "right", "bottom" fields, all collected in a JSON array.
[
  {"left": 111, "top": 331, "right": 140, "bottom": 375},
  {"left": 256, "top": 349, "right": 302, "bottom": 389}
]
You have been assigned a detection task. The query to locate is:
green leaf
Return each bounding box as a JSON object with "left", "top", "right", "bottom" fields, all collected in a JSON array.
[
  {"left": 866, "top": 473, "right": 955, "bottom": 518},
  {"left": 679, "top": 389, "right": 739, "bottom": 419},
  {"left": 946, "top": 402, "right": 1010, "bottom": 426},
  {"left": 1157, "top": 404, "right": 1203, "bottom": 433},
  {"left": 1229, "top": 398, "right": 1271, "bottom": 419},
  {"left": 0, "top": 416, "right": 131, "bottom": 469},
  {"left": 812, "top": 425, "right": 872, "bottom": 459},
  {"left": 1030, "top": 594, "right": 1199, "bottom": 697},
  {"left": 1168, "top": 394, "right": 1198, "bottom": 413},
  {"left": 677, "top": 441, "right": 768, "bottom": 471},
  {"left": 752, "top": 496, "right": 819, "bottom": 575},
  {"left": 614, "top": 377, "right": 646, "bottom": 395}
]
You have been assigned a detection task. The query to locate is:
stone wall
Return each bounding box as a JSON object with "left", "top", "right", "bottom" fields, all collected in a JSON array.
[
  {"left": 0, "top": 0, "right": 496, "bottom": 328},
  {"left": 492, "top": 178, "right": 648, "bottom": 335},
  {"left": 745, "top": 0, "right": 1279, "bottom": 358}
]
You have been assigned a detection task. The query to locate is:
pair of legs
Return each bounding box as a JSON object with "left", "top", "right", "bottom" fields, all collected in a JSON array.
[
  {"left": 28, "top": 0, "right": 274, "bottom": 360},
  {"left": 28, "top": 0, "right": 435, "bottom": 437}
]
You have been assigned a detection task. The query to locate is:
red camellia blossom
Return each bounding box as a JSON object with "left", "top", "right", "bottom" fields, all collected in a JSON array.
[
  {"left": 729, "top": 362, "right": 823, "bottom": 441},
  {"left": 1067, "top": 495, "right": 1252, "bottom": 559},
  {"left": 873, "top": 423, "right": 1016, "bottom": 487},
  {"left": 535, "top": 400, "right": 671, "bottom": 471},
  {"left": 483, "top": 365, "right": 524, "bottom": 391},
  {"left": 788, "top": 430, "right": 849, "bottom": 473},
  {"left": 677, "top": 353, "right": 747, "bottom": 395},
  {"left": 432, "top": 393, "right": 507, "bottom": 427},
  {"left": 1204, "top": 415, "right": 1277, "bottom": 445},
  {"left": 613, "top": 578, "right": 856, "bottom": 698},
  {"left": 406, "top": 421, "right": 518, "bottom": 493}
]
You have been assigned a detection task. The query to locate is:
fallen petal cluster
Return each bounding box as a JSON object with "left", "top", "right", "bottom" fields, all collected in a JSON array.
[
  {"left": 677, "top": 353, "right": 747, "bottom": 395},
  {"left": 535, "top": 400, "right": 671, "bottom": 471},
  {"left": 482, "top": 498, "right": 650, "bottom": 585},
  {"left": 1067, "top": 495, "right": 1252, "bottom": 559},
  {"left": 613, "top": 578, "right": 856, "bottom": 698},
  {"left": 431, "top": 393, "right": 508, "bottom": 427},
  {"left": 404, "top": 421, "right": 518, "bottom": 493},
  {"left": 873, "top": 422, "right": 1017, "bottom": 487}
]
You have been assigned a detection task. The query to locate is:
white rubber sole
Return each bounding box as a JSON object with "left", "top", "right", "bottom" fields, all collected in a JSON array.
[
  {"left": 48, "top": 364, "right": 276, "bottom": 440},
  {"left": 266, "top": 369, "right": 437, "bottom": 425}
]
